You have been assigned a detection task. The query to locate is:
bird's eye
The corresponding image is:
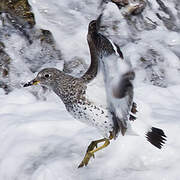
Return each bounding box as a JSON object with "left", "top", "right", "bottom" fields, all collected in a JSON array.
[{"left": 44, "top": 74, "right": 50, "bottom": 78}]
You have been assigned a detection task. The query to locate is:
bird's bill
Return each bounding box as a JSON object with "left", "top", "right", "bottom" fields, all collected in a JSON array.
[{"left": 23, "top": 79, "right": 40, "bottom": 87}]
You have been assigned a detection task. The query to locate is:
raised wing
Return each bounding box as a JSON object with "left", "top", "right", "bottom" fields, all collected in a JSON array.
[
  {"left": 83, "top": 14, "right": 133, "bottom": 138},
  {"left": 101, "top": 55, "right": 135, "bottom": 137}
]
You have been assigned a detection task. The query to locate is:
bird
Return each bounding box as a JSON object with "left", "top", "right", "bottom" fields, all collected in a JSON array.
[
  {"left": 24, "top": 16, "right": 167, "bottom": 168},
  {"left": 82, "top": 14, "right": 135, "bottom": 137},
  {"left": 85, "top": 15, "right": 166, "bottom": 148}
]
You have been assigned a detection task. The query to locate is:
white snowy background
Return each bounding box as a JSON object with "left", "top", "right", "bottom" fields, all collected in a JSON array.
[{"left": 0, "top": 0, "right": 180, "bottom": 179}]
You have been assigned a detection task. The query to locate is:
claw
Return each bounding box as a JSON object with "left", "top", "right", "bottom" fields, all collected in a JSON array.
[
  {"left": 78, "top": 138, "right": 110, "bottom": 168},
  {"left": 78, "top": 152, "right": 94, "bottom": 168}
]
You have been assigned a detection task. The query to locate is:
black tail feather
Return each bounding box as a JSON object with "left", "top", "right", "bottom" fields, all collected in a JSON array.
[{"left": 146, "top": 127, "right": 167, "bottom": 149}]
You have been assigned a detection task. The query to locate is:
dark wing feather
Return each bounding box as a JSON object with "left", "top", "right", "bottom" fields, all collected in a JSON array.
[{"left": 107, "top": 65, "right": 135, "bottom": 137}]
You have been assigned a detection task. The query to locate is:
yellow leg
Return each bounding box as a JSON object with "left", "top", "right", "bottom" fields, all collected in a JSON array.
[
  {"left": 86, "top": 138, "right": 106, "bottom": 153},
  {"left": 78, "top": 136, "right": 112, "bottom": 168}
]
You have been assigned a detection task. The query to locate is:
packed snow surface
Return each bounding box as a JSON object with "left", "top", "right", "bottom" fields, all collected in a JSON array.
[{"left": 0, "top": 0, "right": 180, "bottom": 179}]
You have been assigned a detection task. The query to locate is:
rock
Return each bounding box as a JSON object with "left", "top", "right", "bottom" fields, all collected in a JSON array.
[
  {"left": 155, "top": 0, "right": 180, "bottom": 32},
  {"left": 0, "top": 0, "right": 35, "bottom": 29},
  {"left": 0, "top": 43, "right": 10, "bottom": 77},
  {"left": 99, "top": 1, "right": 180, "bottom": 87},
  {"left": 139, "top": 49, "right": 167, "bottom": 87},
  {"left": 63, "top": 56, "right": 88, "bottom": 77},
  {"left": 111, "top": 0, "right": 129, "bottom": 7},
  {"left": 0, "top": 42, "right": 12, "bottom": 93},
  {"left": 0, "top": 0, "right": 67, "bottom": 93},
  {"left": 101, "top": 0, "right": 146, "bottom": 15},
  {"left": 20, "top": 28, "right": 63, "bottom": 72}
]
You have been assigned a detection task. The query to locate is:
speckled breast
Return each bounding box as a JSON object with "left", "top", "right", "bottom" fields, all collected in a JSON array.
[{"left": 66, "top": 100, "right": 114, "bottom": 138}]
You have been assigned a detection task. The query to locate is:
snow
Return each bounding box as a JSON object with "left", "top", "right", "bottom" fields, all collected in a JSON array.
[{"left": 0, "top": 0, "right": 180, "bottom": 179}]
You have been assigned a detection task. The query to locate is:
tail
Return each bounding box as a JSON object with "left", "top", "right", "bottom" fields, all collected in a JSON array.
[{"left": 146, "top": 127, "right": 167, "bottom": 149}]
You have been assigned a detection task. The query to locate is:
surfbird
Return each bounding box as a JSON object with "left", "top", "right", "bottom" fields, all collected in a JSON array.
[
  {"left": 24, "top": 17, "right": 167, "bottom": 168},
  {"left": 82, "top": 14, "right": 136, "bottom": 137}
]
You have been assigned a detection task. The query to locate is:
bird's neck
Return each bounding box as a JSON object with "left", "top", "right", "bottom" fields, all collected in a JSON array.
[{"left": 81, "top": 32, "right": 100, "bottom": 83}]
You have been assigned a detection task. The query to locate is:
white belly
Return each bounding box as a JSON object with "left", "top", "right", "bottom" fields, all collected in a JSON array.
[{"left": 68, "top": 102, "right": 113, "bottom": 138}]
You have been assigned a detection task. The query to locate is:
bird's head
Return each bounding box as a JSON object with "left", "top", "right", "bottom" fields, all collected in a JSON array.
[
  {"left": 88, "top": 14, "right": 102, "bottom": 33},
  {"left": 88, "top": 20, "right": 98, "bottom": 33},
  {"left": 24, "top": 68, "right": 63, "bottom": 88}
]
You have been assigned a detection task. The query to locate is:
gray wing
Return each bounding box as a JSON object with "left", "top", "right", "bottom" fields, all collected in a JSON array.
[{"left": 101, "top": 55, "right": 135, "bottom": 138}]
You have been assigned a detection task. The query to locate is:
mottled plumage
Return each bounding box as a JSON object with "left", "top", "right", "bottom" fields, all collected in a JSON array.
[
  {"left": 24, "top": 66, "right": 166, "bottom": 164},
  {"left": 24, "top": 68, "right": 114, "bottom": 137},
  {"left": 24, "top": 17, "right": 166, "bottom": 167}
]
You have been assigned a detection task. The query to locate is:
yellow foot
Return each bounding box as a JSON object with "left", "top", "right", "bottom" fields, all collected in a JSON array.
[
  {"left": 78, "top": 151, "right": 94, "bottom": 168},
  {"left": 78, "top": 139, "right": 105, "bottom": 168},
  {"left": 78, "top": 138, "right": 111, "bottom": 168},
  {"left": 86, "top": 139, "right": 106, "bottom": 153}
]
